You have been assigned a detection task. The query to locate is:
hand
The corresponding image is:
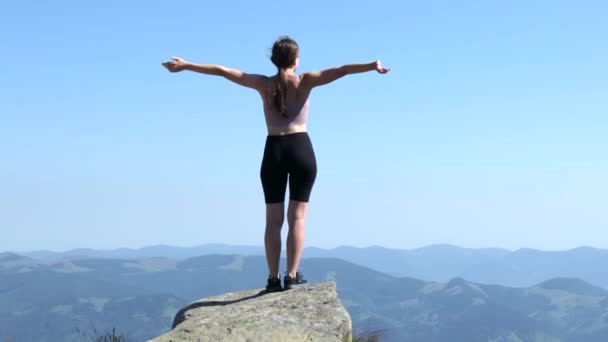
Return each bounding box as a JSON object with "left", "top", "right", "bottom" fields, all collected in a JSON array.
[
  {"left": 375, "top": 60, "right": 391, "bottom": 74},
  {"left": 162, "top": 57, "right": 189, "bottom": 72}
]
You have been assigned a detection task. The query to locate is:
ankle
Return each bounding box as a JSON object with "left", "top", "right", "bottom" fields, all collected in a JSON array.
[{"left": 286, "top": 271, "right": 296, "bottom": 278}]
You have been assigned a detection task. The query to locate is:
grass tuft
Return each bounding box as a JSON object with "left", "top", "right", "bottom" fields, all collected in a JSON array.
[
  {"left": 76, "top": 327, "right": 130, "bottom": 342},
  {"left": 350, "top": 328, "right": 385, "bottom": 342}
]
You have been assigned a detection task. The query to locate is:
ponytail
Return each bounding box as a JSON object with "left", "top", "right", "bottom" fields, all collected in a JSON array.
[
  {"left": 274, "top": 68, "right": 289, "bottom": 118},
  {"left": 270, "top": 36, "right": 299, "bottom": 118}
]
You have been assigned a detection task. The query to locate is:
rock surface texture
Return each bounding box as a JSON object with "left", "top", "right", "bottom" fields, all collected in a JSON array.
[{"left": 148, "top": 281, "right": 352, "bottom": 342}]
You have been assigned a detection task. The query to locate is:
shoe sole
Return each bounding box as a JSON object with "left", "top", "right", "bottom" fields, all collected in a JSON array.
[
  {"left": 284, "top": 283, "right": 307, "bottom": 290},
  {"left": 265, "top": 285, "right": 283, "bottom": 293}
]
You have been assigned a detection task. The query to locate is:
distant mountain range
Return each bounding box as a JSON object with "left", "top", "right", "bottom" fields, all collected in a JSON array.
[
  {"left": 1, "top": 252, "right": 607, "bottom": 342},
  {"left": 20, "top": 244, "right": 266, "bottom": 261},
  {"left": 14, "top": 243, "right": 608, "bottom": 288}
]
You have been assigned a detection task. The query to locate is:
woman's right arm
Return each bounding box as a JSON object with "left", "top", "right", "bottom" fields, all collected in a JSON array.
[
  {"left": 300, "top": 60, "right": 390, "bottom": 89},
  {"left": 162, "top": 57, "right": 268, "bottom": 91}
]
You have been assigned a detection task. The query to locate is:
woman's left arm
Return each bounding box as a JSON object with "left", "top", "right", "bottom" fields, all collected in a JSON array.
[{"left": 162, "top": 57, "right": 268, "bottom": 90}]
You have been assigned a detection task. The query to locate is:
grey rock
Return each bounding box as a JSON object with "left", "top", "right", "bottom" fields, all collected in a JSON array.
[{"left": 148, "top": 281, "right": 351, "bottom": 342}]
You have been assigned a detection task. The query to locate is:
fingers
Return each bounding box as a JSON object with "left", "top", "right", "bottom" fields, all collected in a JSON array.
[
  {"left": 162, "top": 57, "right": 185, "bottom": 72},
  {"left": 161, "top": 61, "right": 179, "bottom": 72},
  {"left": 374, "top": 60, "right": 391, "bottom": 74},
  {"left": 376, "top": 65, "right": 390, "bottom": 74}
]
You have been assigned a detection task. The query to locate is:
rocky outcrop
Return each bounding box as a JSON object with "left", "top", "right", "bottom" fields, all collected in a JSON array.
[{"left": 148, "top": 281, "right": 351, "bottom": 342}]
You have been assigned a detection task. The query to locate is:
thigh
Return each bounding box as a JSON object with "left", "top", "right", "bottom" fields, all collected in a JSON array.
[
  {"left": 260, "top": 139, "right": 288, "bottom": 203},
  {"left": 287, "top": 134, "right": 317, "bottom": 202}
]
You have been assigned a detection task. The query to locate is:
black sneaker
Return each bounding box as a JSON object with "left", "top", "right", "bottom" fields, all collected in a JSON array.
[
  {"left": 265, "top": 276, "right": 283, "bottom": 293},
  {"left": 283, "top": 272, "right": 308, "bottom": 290}
]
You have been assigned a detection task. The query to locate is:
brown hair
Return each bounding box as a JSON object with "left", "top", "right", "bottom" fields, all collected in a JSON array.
[{"left": 270, "top": 36, "right": 299, "bottom": 117}]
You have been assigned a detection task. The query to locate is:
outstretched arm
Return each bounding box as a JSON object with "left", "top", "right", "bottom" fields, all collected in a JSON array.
[
  {"left": 162, "top": 57, "right": 268, "bottom": 90},
  {"left": 300, "top": 60, "right": 390, "bottom": 89}
]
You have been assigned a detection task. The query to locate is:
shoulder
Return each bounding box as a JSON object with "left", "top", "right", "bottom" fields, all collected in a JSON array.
[
  {"left": 296, "top": 73, "right": 313, "bottom": 89},
  {"left": 298, "top": 72, "right": 318, "bottom": 90}
]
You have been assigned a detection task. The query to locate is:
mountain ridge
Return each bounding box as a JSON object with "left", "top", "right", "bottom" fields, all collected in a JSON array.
[{"left": 9, "top": 244, "right": 608, "bottom": 289}]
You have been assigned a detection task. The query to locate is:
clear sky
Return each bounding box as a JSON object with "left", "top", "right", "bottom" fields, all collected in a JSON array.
[{"left": 1, "top": 0, "right": 607, "bottom": 252}]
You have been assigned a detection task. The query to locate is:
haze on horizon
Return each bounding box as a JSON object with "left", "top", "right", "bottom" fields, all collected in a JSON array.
[{"left": 1, "top": 0, "right": 607, "bottom": 252}]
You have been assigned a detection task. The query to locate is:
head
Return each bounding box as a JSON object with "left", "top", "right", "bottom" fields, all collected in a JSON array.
[{"left": 271, "top": 36, "right": 299, "bottom": 71}]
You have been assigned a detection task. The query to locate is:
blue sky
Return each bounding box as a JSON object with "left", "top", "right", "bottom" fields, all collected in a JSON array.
[{"left": 1, "top": 0, "right": 607, "bottom": 252}]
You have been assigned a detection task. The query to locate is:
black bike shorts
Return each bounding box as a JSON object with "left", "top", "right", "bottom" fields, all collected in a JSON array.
[{"left": 260, "top": 132, "right": 317, "bottom": 203}]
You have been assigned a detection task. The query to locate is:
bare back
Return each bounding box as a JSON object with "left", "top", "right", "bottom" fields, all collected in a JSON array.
[{"left": 260, "top": 74, "right": 312, "bottom": 136}]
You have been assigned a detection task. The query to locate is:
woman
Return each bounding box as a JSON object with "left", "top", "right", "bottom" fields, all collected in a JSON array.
[{"left": 162, "top": 36, "right": 390, "bottom": 293}]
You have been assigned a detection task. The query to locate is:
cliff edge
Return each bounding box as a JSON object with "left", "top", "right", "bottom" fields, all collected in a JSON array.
[{"left": 148, "top": 281, "right": 352, "bottom": 342}]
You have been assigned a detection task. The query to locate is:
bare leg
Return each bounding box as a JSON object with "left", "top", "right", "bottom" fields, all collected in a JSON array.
[
  {"left": 264, "top": 203, "right": 284, "bottom": 278},
  {"left": 286, "top": 200, "right": 308, "bottom": 278}
]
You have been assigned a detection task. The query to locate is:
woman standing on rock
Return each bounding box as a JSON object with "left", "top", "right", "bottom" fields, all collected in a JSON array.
[{"left": 162, "top": 36, "right": 390, "bottom": 292}]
